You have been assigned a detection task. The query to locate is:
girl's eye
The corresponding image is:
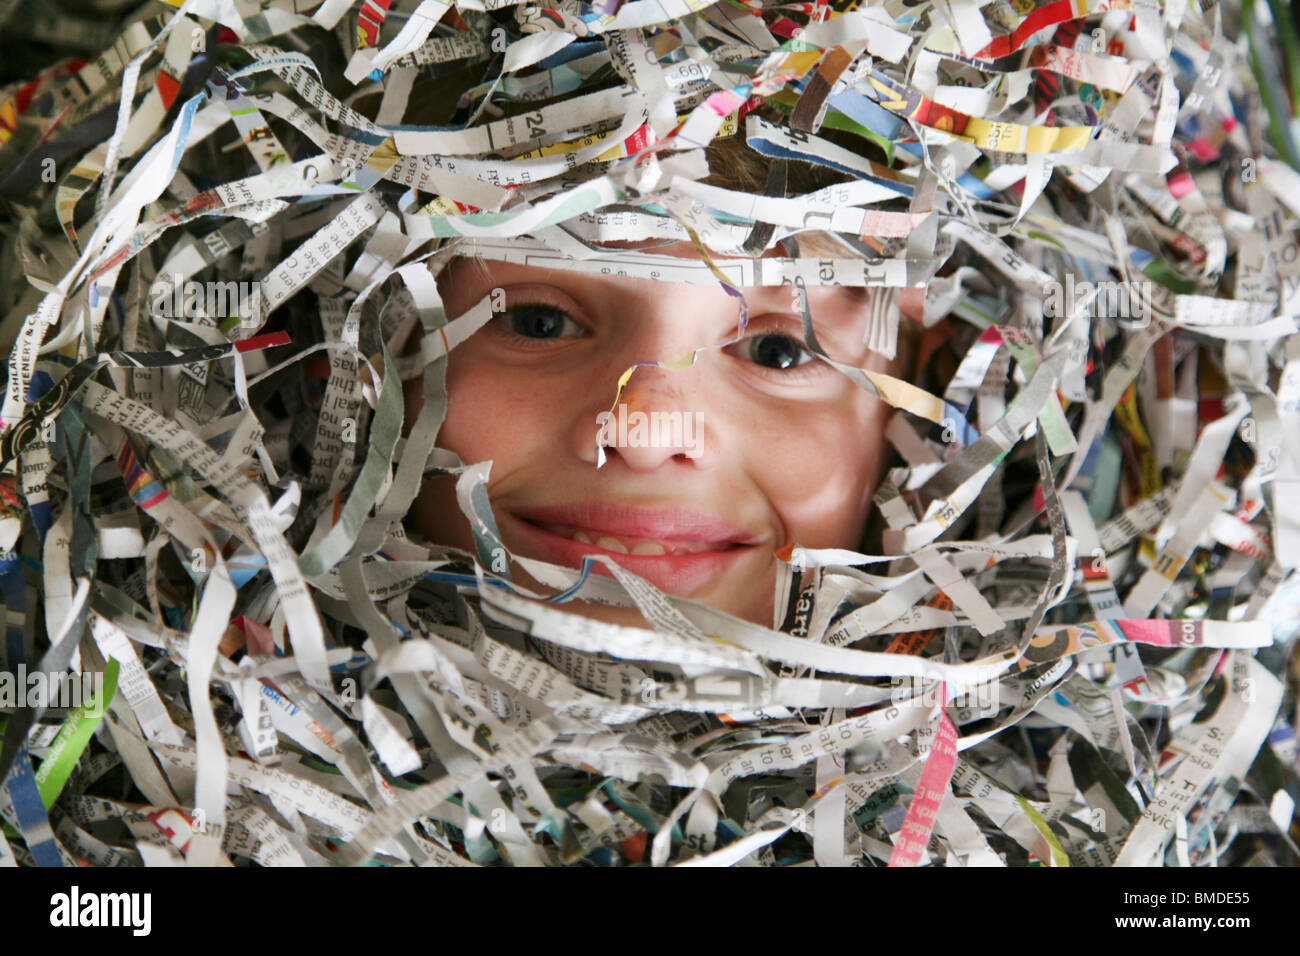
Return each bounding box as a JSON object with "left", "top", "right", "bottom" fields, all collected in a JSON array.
[
  {"left": 746, "top": 332, "right": 814, "bottom": 370},
  {"left": 492, "top": 303, "right": 585, "bottom": 341},
  {"left": 725, "top": 328, "right": 824, "bottom": 377}
]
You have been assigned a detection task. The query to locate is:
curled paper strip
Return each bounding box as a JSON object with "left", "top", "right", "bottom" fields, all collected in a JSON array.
[{"left": 0, "top": 0, "right": 1298, "bottom": 869}]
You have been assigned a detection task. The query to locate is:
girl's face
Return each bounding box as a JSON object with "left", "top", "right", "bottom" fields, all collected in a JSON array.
[{"left": 405, "top": 245, "right": 903, "bottom": 628}]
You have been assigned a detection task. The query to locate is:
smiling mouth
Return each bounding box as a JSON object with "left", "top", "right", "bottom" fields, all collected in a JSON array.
[
  {"left": 505, "top": 510, "right": 761, "bottom": 594},
  {"left": 523, "top": 520, "right": 747, "bottom": 556}
]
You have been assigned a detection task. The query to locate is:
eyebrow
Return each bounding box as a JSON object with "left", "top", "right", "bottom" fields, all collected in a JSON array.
[
  {"left": 749, "top": 284, "right": 872, "bottom": 353},
  {"left": 442, "top": 256, "right": 875, "bottom": 355}
]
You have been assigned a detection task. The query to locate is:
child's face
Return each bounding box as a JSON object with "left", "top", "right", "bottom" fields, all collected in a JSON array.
[{"left": 405, "top": 244, "right": 903, "bottom": 628}]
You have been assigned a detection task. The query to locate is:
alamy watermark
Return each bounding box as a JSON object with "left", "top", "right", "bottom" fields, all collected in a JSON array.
[
  {"left": 0, "top": 666, "right": 106, "bottom": 714},
  {"left": 1043, "top": 275, "right": 1156, "bottom": 326},
  {"left": 50, "top": 886, "right": 151, "bottom": 935},
  {"left": 149, "top": 272, "right": 260, "bottom": 320},
  {"left": 596, "top": 404, "right": 704, "bottom": 459},
  {"left": 890, "top": 676, "right": 1000, "bottom": 711}
]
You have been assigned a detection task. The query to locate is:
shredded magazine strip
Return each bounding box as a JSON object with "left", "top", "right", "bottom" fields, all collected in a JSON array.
[{"left": 0, "top": 0, "right": 1298, "bottom": 875}]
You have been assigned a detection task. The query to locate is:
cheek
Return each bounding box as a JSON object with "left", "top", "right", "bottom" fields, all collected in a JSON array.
[
  {"left": 412, "top": 353, "right": 554, "bottom": 542},
  {"left": 441, "top": 358, "right": 522, "bottom": 463},
  {"left": 436, "top": 354, "right": 551, "bottom": 465},
  {"left": 755, "top": 392, "right": 889, "bottom": 547}
]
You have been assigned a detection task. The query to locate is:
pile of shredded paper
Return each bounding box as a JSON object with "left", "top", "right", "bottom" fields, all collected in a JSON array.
[{"left": 0, "top": 0, "right": 1299, "bottom": 867}]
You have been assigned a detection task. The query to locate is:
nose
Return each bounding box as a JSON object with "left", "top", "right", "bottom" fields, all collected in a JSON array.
[
  {"left": 571, "top": 357, "right": 715, "bottom": 471},
  {"left": 565, "top": 283, "right": 734, "bottom": 470}
]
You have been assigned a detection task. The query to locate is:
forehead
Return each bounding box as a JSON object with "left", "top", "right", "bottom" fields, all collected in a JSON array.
[{"left": 436, "top": 254, "right": 872, "bottom": 309}]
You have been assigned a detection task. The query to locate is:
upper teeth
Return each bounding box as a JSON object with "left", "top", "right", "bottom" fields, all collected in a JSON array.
[{"left": 564, "top": 528, "right": 719, "bottom": 555}]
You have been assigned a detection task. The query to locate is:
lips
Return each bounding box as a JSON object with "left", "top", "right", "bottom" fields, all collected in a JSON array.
[
  {"left": 512, "top": 502, "right": 762, "bottom": 544},
  {"left": 503, "top": 502, "right": 764, "bottom": 594},
  {"left": 534, "top": 526, "right": 721, "bottom": 556}
]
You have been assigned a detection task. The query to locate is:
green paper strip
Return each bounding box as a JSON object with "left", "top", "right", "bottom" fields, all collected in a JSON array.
[
  {"left": 1138, "top": 256, "right": 1199, "bottom": 295},
  {"left": 1244, "top": 0, "right": 1300, "bottom": 171},
  {"left": 34, "top": 659, "right": 120, "bottom": 808},
  {"left": 770, "top": 90, "right": 896, "bottom": 164},
  {"left": 1015, "top": 794, "right": 1071, "bottom": 867}
]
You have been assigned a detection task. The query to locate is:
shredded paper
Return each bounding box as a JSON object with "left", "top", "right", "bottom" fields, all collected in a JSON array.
[{"left": 0, "top": 0, "right": 1298, "bottom": 867}]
